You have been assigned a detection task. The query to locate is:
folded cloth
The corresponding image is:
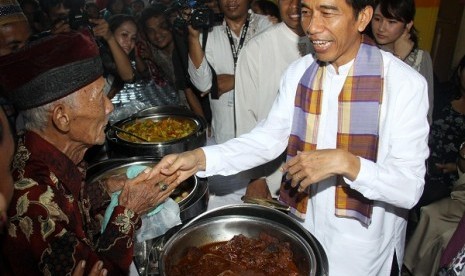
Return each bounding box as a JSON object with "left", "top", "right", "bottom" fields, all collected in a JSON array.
[{"left": 101, "top": 165, "right": 182, "bottom": 241}]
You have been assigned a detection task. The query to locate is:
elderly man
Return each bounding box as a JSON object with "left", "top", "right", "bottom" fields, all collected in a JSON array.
[
  {"left": 0, "top": 31, "right": 173, "bottom": 275},
  {"left": 150, "top": 0, "right": 430, "bottom": 274}
]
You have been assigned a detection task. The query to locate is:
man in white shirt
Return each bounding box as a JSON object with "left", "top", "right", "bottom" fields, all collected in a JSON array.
[
  {"left": 234, "top": 0, "right": 312, "bottom": 196},
  {"left": 187, "top": 0, "right": 272, "bottom": 209},
  {"left": 187, "top": 0, "right": 272, "bottom": 144},
  {"left": 151, "top": 0, "right": 429, "bottom": 274}
]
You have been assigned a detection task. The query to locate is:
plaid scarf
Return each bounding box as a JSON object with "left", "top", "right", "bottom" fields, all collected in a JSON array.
[{"left": 279, "top": 36, "right": 383, "bottom": 226}]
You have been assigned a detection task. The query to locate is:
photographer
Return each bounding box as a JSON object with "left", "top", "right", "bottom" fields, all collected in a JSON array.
[
  {"left": 185, "top": 0, "right": 272, "bottom": 209},
  {"left": 37, "top": 0, "right": 71, "bottom": 33}
]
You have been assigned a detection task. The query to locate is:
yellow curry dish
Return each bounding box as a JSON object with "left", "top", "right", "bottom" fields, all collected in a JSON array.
[{"left": 118, "top": 117, "right": 197, "bottom": 143}]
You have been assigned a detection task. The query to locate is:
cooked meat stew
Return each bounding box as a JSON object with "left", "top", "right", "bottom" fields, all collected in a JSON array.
[{"left": 166, "top": 232, "right": 301, "bottom": 276}]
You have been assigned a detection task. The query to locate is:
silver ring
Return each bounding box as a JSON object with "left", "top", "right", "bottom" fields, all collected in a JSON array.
[{"left": 159, "top": 183, "right": 168, "bottom": 191}]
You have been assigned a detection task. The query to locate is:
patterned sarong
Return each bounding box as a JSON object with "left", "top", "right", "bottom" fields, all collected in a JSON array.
[{"left": 279, "top": 36, "right": 383, "bottom": 226}]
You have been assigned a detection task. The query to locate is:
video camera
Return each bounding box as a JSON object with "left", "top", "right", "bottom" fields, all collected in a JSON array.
[
  {"left": 169, "top": 0, "right": 223, "bottom": 30},
  {"left": 68, "top": 9, "right": 92, "bottom": 30}
]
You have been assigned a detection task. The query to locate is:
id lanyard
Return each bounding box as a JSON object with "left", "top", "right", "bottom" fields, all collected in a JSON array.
[
  {"left": 225, "top": 16, "right": 250, "bottom": 70},
  {"left": 225, "top": 16, "right": 250, "bottom": 137}
]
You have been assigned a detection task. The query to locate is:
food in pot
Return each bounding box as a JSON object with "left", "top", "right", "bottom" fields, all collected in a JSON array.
[
  {"left": 166, "top": 232, "right": 300, "bottom": 276},
  {"left": 173, "top": 191, "right": 190, "bottom": 203},
  {"left": 118, "top": 117, "right": 197, "bottom": 143}
]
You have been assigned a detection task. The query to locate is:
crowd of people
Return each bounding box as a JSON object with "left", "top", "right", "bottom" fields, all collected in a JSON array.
[{"left": 0, "top": 0, "right": 464, "bottom": 275}]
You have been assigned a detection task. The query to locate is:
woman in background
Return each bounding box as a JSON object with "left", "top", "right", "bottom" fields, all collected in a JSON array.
[
  {"left": 369, "top": 0, "right": 434, "bottom": 124},
  {"left": 137, "top": 5, "right": 206, "bottom": 117},
  {"left": 101, "top": 14, "right": 139, "bottom": 99}
]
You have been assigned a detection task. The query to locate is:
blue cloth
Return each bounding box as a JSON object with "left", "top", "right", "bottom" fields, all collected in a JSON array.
[{"left": 101, "top": 165, "right": 164, "bottom": 233}]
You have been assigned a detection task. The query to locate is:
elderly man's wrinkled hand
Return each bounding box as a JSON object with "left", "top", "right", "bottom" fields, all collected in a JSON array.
[
  {"left": 118, "top": 169, "right": 174, "bottom": 215},
  {"left": 104, "top": 173, "right": 127, "bottom": 194}
]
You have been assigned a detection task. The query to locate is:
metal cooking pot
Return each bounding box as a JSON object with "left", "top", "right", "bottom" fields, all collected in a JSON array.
[
  {"left": 85, "top": 157, "right": 209, "bottom": 222},
  {"left": 106, "top": 106, "right": 207, "bottom": 158},
  {"left": 159, "top": 204, "right": 329, "bottom": 276}
]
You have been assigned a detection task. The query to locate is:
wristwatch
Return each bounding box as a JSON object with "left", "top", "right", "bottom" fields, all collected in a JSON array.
[{"left": 459, "top": 142, "right": 465, "bottom": 160}]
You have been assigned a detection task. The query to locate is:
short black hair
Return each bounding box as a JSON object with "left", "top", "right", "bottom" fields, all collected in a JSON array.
[
  {"left": 374, "top": 0, "right": 418, "bottom": 48},
  {"left": 108, "top": 14, "right": 137, "bottom": 32},
  {"left": 139, "top": 4, "right": 171, "bottom": 33}
]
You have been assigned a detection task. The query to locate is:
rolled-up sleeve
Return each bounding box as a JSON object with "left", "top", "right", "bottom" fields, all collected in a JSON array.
[{"left": 188, "top": 56, "right": 212, "bottom": 93}]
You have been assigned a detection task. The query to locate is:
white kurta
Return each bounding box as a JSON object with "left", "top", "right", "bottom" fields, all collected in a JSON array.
[
  {"left": 234, "top": 22, "right": 307, "bottom": 192},
  {"left": 199, "top": 51, "right": 430, "bottom": 275},
  {"left": 188, "top": 11, "right": 272, "bottom": 144},
  {"left": 235, "top": 22, "right": 305, "bottom": 135}
]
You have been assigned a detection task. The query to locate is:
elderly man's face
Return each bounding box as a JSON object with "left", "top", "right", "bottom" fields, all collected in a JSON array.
[
  {"left": 0, "top": 21, "right": 31, "bottom": 56},
  {"left": 300, "top": 0, "right": 371, "bottom": 69},
  {"left": 67, "top": 77, "right": 113, "bottom": 146}
]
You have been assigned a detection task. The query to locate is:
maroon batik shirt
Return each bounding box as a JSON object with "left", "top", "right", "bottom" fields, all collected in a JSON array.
[{"left": 2, "top": 131, "right": 141, "bottom": 275}]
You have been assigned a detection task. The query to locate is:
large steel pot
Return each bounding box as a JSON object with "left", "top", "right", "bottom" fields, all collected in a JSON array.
[
  {"left": 159, "top": 204, "right": 329, "bottom": 276},
  {"left": 85, "top": 157, "right": 209, "bottom": 222},
  {"left": 106, "top": 106, "right": 207, "bottom": 158}
]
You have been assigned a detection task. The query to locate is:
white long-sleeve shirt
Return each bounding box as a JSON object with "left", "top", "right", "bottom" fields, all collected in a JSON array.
[
  {"left": 188, "top": 11, "right": 272, "bottom": 144},
  {"left": 200, "top": 51, "right": 430, "bottom": 275}
]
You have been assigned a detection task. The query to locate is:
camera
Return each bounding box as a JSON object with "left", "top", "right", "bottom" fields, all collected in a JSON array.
[
  {"left": 169, "top": 0, "right": 223, "bottom": 30},
  {"left": 68, "top": 10, "right": 92, "bottom": 30}
]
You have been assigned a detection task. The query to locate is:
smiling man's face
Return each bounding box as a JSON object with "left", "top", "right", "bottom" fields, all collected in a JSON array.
[{"left": 300, "top": 0, "right": 372, "bottom": 69}]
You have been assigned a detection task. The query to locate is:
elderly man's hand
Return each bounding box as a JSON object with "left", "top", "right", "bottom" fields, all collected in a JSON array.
[
  {"left": 117, "top": 170, "right": 174, "bottom": 215},
  {"left": 148, "top": 148, "right": 206, "bottom": 186},
  {"left": 282, "top": 149, "right": 360, "bottom": 192},
  {"left": 104, "top": 174, "right": 127, "bottom": 194}
]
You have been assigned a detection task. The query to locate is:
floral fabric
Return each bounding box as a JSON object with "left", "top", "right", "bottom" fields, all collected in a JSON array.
[
  {"left": 1, "top": 131, "right": 141, "bottom": 275},
  {"left": 426, "top": 104, "right": 465, "bottom": 197}
]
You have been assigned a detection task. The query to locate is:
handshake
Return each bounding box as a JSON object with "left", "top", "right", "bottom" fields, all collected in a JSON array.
[{"left": 103, "top": 148, "right": 206, "bottom": 216}]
